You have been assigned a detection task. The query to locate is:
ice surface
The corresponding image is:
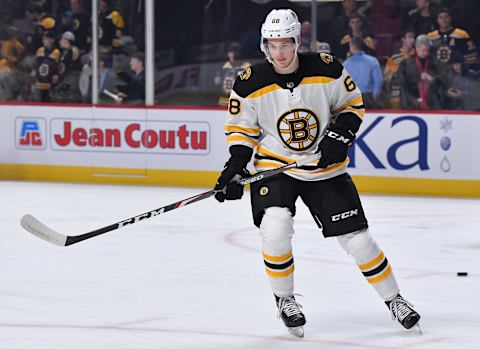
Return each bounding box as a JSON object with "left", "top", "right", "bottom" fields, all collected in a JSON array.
[{"left": 1, "top": 181, "right": 479, "bottom": 348}]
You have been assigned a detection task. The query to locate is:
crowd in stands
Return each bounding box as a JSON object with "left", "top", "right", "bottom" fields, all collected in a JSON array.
[
  {"left": 0, "top": 0, "right": 144, "bottom": 104},
  {"left": 298, "top": 0, "right": 480, "bottom": 110},
  {"left": 1, "top": 0, "right": 480, "bottom": 111}
]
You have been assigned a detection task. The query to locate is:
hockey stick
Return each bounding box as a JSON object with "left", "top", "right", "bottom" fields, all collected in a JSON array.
[{"left": 20, "top": 153, "right": 320, "bottom": 247}]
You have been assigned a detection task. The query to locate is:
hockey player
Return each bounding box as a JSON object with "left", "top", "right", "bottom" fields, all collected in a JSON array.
[{"left": 214, "top": 9, "right": 421, "bottom": 338}]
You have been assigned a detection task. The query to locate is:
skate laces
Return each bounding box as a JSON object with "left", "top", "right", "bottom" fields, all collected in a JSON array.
[
  {"left": 277, "top": 294, "right": 303, "bottom": 318},
  {"left": 389, "top": 296, "right": 415, "bottom": 321}
]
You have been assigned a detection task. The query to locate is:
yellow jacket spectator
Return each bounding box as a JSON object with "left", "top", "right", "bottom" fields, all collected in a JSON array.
[
  {"left": 98, "top": 0, "right": 125, "bottom": 53},
  {"left": 384, "top": 30, "right": 415, "bottom": 108},
  {"left": 0, "top": 27, "right": 25, "bottom": 72}
]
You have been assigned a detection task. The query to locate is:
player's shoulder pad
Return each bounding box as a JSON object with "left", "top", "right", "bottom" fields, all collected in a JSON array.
[
  {"left": 232, "top": 60, "right": 276, "bottom": 98},
  {"left": 300, "top": 52, "right": 343, "bottom": 80},
  {"left": 451, "top": 28, "right": 470, "bottom": 39}
]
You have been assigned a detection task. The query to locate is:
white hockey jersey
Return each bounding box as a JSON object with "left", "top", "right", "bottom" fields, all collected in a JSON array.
[{"left": 225, "top": 52, "right": 365, "bottom": 181}]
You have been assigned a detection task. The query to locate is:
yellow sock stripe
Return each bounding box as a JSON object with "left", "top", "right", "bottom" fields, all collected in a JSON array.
[
  {"left": 265, "top": 264, "right": 295, "bottom": 278},
  {"left": 366, "top": 265, "right": 393, "bottom": 284},
  {"left": 359, "top": 251, "right": 385, "bottom": 271},
  {"left": 262, "top": 251, "right": 293, "bottom": 263}
]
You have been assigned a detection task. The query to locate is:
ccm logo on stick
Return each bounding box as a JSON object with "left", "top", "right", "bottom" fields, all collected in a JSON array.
[{"left": 331, "top": 209, "right": 359, "bottom": 222}]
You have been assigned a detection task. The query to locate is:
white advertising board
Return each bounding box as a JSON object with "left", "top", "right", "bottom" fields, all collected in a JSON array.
[
  {"left": 347, "top": 112, "right": 480, "bottom": 180},
  {"left": 1, "top": 105, "right": 228, "bottom": 171},
  {"left": 1, "top": 104, "right": 479, "bottom": 195}
]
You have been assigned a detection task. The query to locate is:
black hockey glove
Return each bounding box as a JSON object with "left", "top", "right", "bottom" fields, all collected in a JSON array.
[
  {"left": 214, "top": 145, "right": 253, "bottom": 202},
  {"left": 316, "top": 124, "right": 355, "bottom": 168}
]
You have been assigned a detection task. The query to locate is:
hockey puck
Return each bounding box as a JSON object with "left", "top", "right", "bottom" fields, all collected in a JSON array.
[{"left": 457, "top": 272, "right": 468, "bottom": 277}]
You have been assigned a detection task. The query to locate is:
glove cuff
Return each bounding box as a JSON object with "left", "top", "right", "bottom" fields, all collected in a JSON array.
[{"left": 226, "top": 145, "right": 253, "bottom": 170}]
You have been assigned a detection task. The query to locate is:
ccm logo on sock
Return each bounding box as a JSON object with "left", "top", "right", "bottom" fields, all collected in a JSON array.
[{"left": 331, "top": 209, "right": 359, "bottom": 222}]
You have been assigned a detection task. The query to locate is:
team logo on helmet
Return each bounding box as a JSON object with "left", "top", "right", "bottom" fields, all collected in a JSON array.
[
  {"left": 277, "top": 108, "right": 320, "bottom": 151},
  {"left": 240, "top": 66, "right": 252, "bottom": 80}
]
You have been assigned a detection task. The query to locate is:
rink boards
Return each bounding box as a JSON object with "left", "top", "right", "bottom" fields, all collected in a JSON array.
[{"left": 0, "top": 103, "right": 479, "bottom": 197}]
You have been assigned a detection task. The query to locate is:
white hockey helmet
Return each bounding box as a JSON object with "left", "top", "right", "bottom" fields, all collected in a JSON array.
[{"left": 260, "top": 9, "right": 301, "bottom": 59}]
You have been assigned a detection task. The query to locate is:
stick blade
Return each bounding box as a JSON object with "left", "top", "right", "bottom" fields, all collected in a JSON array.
[{"left": 20, "top": 214, "right": 68, "bottom": 247}]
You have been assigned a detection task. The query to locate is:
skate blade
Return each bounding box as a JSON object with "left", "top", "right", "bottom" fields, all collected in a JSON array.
[
  {"left": 287, "top": 326, "right": 304, "bottom": 338},
  {"left": 414, "top": 323, "right": 423, "bottom": 335}
]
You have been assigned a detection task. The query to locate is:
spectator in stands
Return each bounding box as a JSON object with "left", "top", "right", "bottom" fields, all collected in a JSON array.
[
  {"left": 318, "top": 42, "right": 331, "bottom": 54},
  {"left": 0, "top": 26, "right": 26, "bottom": 101},
  {"left": 427, "top": 8, "right": 478, "bottom": 70},
  {"left": 445, "top": 51, "right": 480, "bottom": 110},
  {"left": 298, "top": 21, "right": 320, "bottom": 53},
  {"left": 57, "top": 31, "right": 80, "bottom": 81},
  {"left": 397, "top": 34, "right": 447, "bottom": 110},
  {"left": 0, "top": 26, "right": 25, "bottom": 72},
  {"left": 69, "top": 0, "right": 91, "bottom": 54},
  {"left": 51, "top": 31, "right": 81, "bottom": 102},
  {"left": 32, "top": 30, "right": 60, "bottom": 102},
  {"left": 330, "top": 0, "right": 371, "bottom": 52},
  {"left": 28, "top": 2, "right": 56, "bottom": 53},
  {"left": 214, "top": 42, "right": 250, "bottom": 107},
  {"left": 405, "top": 0, "right": 436, "bottom": 36},
  {"left": 337, "top": 13, "right": 375, "bottom": 61},
  {"left": 98, "top": 0, "right": 124, "bottom": 55},
  {"left": 79, "top": 52, "right": 116, "bottom": 103},
  {"left": 116, "top": 52, "right": 145, "bottom": 105},
  {"left": 343, "top": 36, "right": 383, "bottom": 109},
  {"left": 384, "top": 30, "right": 415, "bottom": 108}
]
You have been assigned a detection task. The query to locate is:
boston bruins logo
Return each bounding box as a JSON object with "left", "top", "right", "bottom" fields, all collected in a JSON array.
[
  {"left": 277, "top": 108, "right": 320, "bottom": 151},
  {"left": 259, "top": 186, "right": 269, "bottom": 196},
  {"left": 436, "top": 45, "right": 451, "bottom": 63},
  {"left": 320, "top": 52, "right": 333, "bottom": 64},
  {"left": 240, "top": 66, "right": 251, "bottom": 80}
]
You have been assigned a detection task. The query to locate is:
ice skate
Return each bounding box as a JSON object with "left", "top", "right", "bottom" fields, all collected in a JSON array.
[
  {"left": 386, "top": 294, "right": 422, "bottom": 333},
  {"left": 275, "top": 294, "right": 306, "bottom": 338}
]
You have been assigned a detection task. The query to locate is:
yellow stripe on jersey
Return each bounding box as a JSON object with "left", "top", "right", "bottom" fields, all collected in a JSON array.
[
  {"left": 333, "top": 96, "right": 364, "bottom": 116},
  {"left": 263, "top": 251, "right": 293, "bottom": 263},
  {"left": 246, "top": 84, "right": 281, "bottom": 99},
  {"left": 300, "top": 76, "right": 335, "bottom": 85},
  {"left": 225, "top": 125, "right": 261, "bottom": 136},
  {"left": 254, "top": 160, "right": 285, "bottom": 168},
  {"left": 254, "top": 157, "right": 349, "bottom": 174},
  {"left": 257, "top": 146, "right": 296, "bottom": 163},
  {"left": 227, "top": 134, "right": 259, "bottom": 147},
  {"left": 344, "top": 106, "right": 365, "bottom": 118},
  {"left": 359, "top": 252, "right": 385, "bottom": 271}
]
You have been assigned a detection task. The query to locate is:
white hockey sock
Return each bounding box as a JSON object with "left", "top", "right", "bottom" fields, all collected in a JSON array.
[
  {"left": 260, "top": 207, "right": 295, "bottom": 297},
  {"left": 337, "top": 230, "right": 399, "bottom": 301}
]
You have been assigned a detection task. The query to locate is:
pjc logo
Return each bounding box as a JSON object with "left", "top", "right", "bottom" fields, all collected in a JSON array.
[{"left": 15, "top": 118, "right": 46, "bottom": 149}]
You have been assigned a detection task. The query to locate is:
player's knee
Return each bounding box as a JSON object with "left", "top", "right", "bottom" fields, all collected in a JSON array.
[
  {"left": 337, "top": 229, "right": 376, "bottom": 255},
  {"left": 259, "top": 207, "right": 294, "bottom": 251}
]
